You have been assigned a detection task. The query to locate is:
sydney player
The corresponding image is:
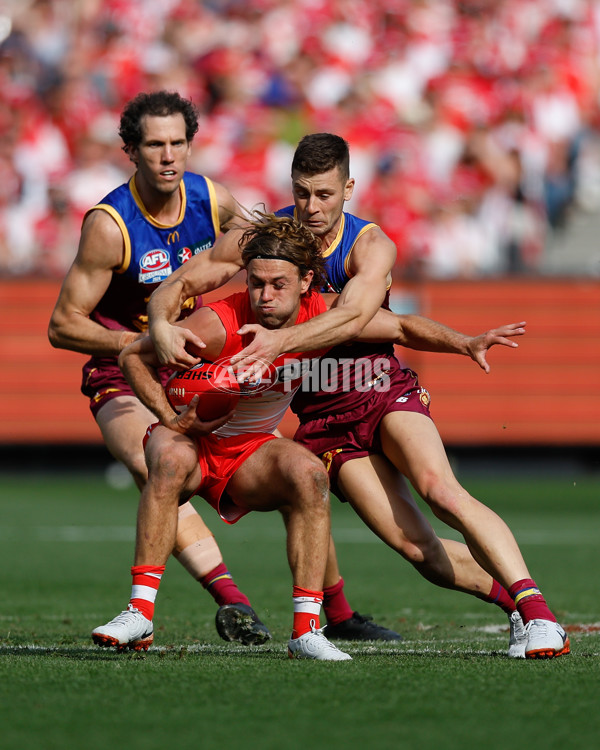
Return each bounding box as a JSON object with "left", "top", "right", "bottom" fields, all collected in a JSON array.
[{"left": 93, "top": 215, "right": 351, "bottom": 660}]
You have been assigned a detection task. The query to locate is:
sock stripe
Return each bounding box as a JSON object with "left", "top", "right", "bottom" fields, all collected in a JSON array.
[
  {"left": 514, "top": 587, "right": 541, "bottom": 605},
  {"left": 131, "top": 584, "right": 160, "bottom": 602},
  {"left": 206, "top": 572, "right": 233, "bottom": 587}
]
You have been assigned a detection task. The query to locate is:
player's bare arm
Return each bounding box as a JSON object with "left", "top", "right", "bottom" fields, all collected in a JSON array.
[
  {"left": 230, "top": 226, "right": 396, "bottom": 370},
  {"left": 147, "top": 228, "right": 245, "bottom": 369},
  {"left": 357, "top": 309, "right": 527, "bottom": 373},
  {"left": 119, "top": 306, "right": 230, "bottom": 436},
  {"left": 213, "top": 180, "right": 247, "bottom": 232},
  {"left": 48, "top": 210, "right": 142, "bottom": 355}
]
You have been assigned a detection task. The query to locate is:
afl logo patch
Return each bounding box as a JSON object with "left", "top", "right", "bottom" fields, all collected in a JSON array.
[{"left": 139, "top": 249, "right": 172, "bottom": 283}]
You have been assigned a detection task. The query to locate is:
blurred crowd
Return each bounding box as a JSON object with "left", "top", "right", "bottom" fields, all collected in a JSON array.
[{"left": 2, "top": 0, "right": 600, "bottom": 280}]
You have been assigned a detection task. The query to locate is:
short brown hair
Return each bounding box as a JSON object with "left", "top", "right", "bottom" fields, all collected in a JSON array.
[{"left": 291, "top": 133, "right": 350, "bottom": 181}]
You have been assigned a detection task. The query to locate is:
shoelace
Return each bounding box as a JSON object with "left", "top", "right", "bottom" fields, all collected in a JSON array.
[
  {"left": 510, "top": 611, "right": 526, "bottom": 635},
  {"left": 110, "top": 606, "right": 144, "bottom": 624},
  {"left": 307, "top": 622, "right": 346, "bottom": 653},
  {"left": 524, "top": 619, "right": 548, "bottom": 636}
]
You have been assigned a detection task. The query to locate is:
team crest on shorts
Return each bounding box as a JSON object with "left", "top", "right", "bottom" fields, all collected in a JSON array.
[
  {"left": 321, "top": 448, "right": 343, "bottom": 473},
  {"left": 419, "top": 388, "right": 431, "bottom": 408}
]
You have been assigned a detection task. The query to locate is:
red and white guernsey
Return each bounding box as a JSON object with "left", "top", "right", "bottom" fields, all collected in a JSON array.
[{"left": 205, "top": 290, "right": 328, "bottom": 438}]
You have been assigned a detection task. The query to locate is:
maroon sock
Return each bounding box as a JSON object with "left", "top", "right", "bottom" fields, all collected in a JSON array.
[
  {"left": 323, "top": 577, "right": 353, "bottom": 625},
  {"left": 200, "top": 563, "right": 251, "bottom": 607},
  {"left": 476, "top": 579, "right": 516, "bottom": 616},
  {"left": 509, "top": 578, "right": 556, "bottom": 625}
]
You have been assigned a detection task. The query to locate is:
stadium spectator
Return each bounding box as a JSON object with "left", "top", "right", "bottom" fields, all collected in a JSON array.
[{"left": 2, "top": 0, "right": 600, "bottom": 278}]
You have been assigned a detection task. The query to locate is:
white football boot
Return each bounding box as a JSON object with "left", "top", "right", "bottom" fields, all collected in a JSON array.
[
  {"left": 524, "top": 618, "right": 570, "bottom": 659},
  {"left": 507, "top": 610, "right": 527, "bottom": 659},
  {"left": 92, "top": 604, "right": 154, "bottom": 651},
  {"left": 288, "top": 620, "right": 352, "bottom": 661}
]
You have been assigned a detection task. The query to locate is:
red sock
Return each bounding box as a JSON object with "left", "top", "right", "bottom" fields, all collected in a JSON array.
[
  {"left": 476, "top": 579, "right": 516, "bottom": 616},
  {"left": 200, "top": 563, "right": 251, "bottom": 607},
  {"left": 129, "top": 564, "right": 165, "bottom": 621},
  {"left": 322, "top": 577, "right": 353, "bottom": 625},
  {"left": 509, "top": 578, "right": 556, "bottom": 625},
  {"left": 292, "top": 585, "right": 323, "bottom": 638}
]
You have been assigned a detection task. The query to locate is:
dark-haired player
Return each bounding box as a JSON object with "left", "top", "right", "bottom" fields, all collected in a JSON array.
[{"left": 48, "top": 90, "right": 271, "bottom": 644}]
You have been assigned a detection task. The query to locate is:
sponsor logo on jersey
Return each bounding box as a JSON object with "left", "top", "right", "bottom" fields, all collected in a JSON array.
[
  {"left": 178, "top": 247, "right": 193, "bottom": 264},
  {"left": 139, "top": 249, "right": 172, "bottom": 283},
  {"left": 190, "top": 239, "right": 213, "bottom": 254}
]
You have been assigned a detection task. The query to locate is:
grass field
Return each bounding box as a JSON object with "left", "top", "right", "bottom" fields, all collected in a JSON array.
[{"left": 1, "top": 468, "right": 599, "bottom": 750}]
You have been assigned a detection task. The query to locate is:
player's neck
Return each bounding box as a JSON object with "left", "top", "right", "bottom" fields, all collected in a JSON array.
[
  {"left": 136, "top": 176, "right": 182, "bottom": 224},
  {"left": 319, "top": 214, "right": 344, "bottom": 252}
]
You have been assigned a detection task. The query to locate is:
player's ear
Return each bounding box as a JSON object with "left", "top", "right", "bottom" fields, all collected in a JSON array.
[
  {"left": 343, "top": 177, "right": 355, "bottom": 202},
  {"left": 127, "top": 145, "right": 139, "bottom": 165},
  {"left": 300, "top": 270, "right": 314, "bottom": 294}
]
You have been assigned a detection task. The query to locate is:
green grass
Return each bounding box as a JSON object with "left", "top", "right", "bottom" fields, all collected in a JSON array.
[{"left": 1, "top": 470, "right": 599, "bottom": 750}]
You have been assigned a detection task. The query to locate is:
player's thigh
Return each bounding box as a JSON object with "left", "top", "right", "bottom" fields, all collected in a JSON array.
[
  {"left": 338, "top": 454, "right": 439, "bottom": 554},
  {"left": 227, "top": 438, "right": 328, "bottom": 511},
  {"left": 379, "top": 410, "right": 457, "bottom": 493},
  {"left": 96, "top": 396, "right": 154, "bottom": 477}
]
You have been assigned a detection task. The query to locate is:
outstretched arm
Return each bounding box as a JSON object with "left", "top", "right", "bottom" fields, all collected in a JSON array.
[{"left": 358, "top": 308, "right": 526, "bottom": 373}]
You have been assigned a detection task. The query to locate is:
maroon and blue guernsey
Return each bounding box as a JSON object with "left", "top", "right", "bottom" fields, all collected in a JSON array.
[
  {"left": 275, "top": 205, "right": 396, "bottom": 417},
  {"left": 88, "top": 172, "right": 219, "bottom": 333},
  {"left": 81, "top": 172, "right": 220, "bottom": 412},
  {"left": 275, "top": 205, "right": 431, "bottom": 493}
]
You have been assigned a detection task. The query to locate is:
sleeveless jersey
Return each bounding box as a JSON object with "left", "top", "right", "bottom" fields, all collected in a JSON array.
[
  {"left": 275, "top": 206, "right": 395, "bottom": 418},
  {"left": 206, "top": 290, "right": 328, "bottom": 437},
  {"left": 88, "top": 172, "right": 220, "bottom": 334}
]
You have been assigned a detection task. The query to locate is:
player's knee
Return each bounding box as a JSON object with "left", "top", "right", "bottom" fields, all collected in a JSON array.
[
  {"left": 420, "top": 473, "right": 464, "bottom": 519},
  {"left": 147, "top": 439, "right": 196, "bottom": 488},
  {"left": 386, "top": 527, "right": 437, "bottom": 564},
  {"left": 289, "top": 453, "right": 330, "bottom": 509}
]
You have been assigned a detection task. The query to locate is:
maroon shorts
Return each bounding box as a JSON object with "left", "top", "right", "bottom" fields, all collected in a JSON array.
[
  {"left": 294, "top": 367, "right": 431, "bottom": 500},
  {"left": 144, "top": 424, "right": 277, "bottom": 525},
  {"left": 82, "top": 357, "right": 171, "bottom": 418}
]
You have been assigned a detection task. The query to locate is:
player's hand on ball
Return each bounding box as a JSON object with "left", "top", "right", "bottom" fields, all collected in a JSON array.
[{"left": 170, "top": 396, "right": 234, "bottom": 436}]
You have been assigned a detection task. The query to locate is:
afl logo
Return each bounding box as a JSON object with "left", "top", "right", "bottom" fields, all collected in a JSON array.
[
  {"left": 139, "top": 249, "right": 172, "bottom": 283},
  {"left": 140, "top": 249, "right": 169, "bottom": 272},
  {"left": 178, "top": 247, "right": 193, "bottom": 264}
]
